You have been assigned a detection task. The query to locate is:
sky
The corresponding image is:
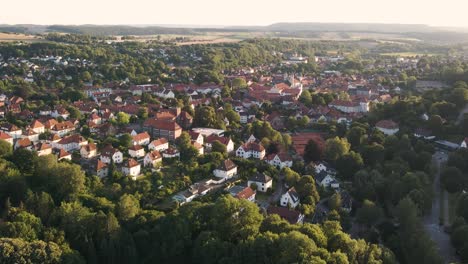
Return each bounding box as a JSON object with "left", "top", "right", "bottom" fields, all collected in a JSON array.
[{"left": 1, "top": 0, "right": 468, "bottom": 28}]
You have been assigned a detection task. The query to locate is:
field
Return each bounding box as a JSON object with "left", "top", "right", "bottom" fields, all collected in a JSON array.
[
  {"left": 0, "top": 32, "right": 42, "bottom": 42},
  {"left": 379, "top": 52, "right": 439, "bottom": 57}
]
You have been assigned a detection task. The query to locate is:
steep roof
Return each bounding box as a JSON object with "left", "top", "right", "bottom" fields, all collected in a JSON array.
[
  {"left": 217, "top": 159, "right": 237, "bottom": 171},
  {"left": 267, "top": 206, "right": 302, "bottom": 224},
  {"left": 249, "top": 173, "right": 272, "bottom": 184}
]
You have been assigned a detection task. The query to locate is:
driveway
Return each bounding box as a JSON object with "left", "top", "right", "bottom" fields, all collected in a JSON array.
[{"left": 423, "top": 151, "right": 459, "bottom": 263}]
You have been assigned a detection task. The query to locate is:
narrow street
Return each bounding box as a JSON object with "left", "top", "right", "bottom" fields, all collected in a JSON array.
[{"left": 423, "top": 152, "right": 459, "bottom": 263}]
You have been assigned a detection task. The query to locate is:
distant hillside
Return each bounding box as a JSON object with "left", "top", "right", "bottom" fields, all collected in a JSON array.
[{"left": 0, "top": 23, "right": 468, "bottom": 44}]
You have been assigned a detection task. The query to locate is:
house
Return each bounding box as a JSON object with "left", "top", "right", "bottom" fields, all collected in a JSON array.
[
  {"left": 88, "top": 113, "right": 102, "bottom": 125},
  {"left": 57, "top": 149, "right": 72, "bottom": 161},
  {"left": 144, "top": 150, "right": 162, "bottom": 167},
  {"left": 265, "top": 153, "right": 293, "bottom": 168},
  {"left": 128, "top": 145, "right": 145, "bottom": 158},
  {"left": 315, "top": 171, "right": 339, "bottom": 189},
  {"left": 132, "top": 132, "right": 151, "bottom": 146},
  {"left": 80, "top": 143, "right": 97, "bottom": 159},
  {"left": 162, "top": 147, "right": 180, "bottom": 159},
  {"left": 100, "top": 145, "right": 123, "bottom": 164},
  {"left": 193, "top": 141, "right": 204, "bottom": 155},
  {"left": 21, "top": 128, "right": 39, "bottom": 142},
  {"left": 143, "top": 119, "right": 182, "bottom": 141},
  {"left": 30, "top": 120, "right": 45, "bottom": 134},
  {"left": 55, "top": 134, "right": 88, "bottom": 152},
  {"left": 14, "top": 138, "right": 33, "bottom": 150},
  {"left": 267, "top": 206, "right": 304, "bottom": 224},
  {"left": 0, "top": 123, "right": 22, "bottom": 139},
  {"left": 33, "top": 143, "right": 52, "bottom": 156},
  {"left": 50, "top": 121, "right": 75, "bottom": 137},
  {"left": 95, "top": 159, "right": 108, "bottom": 178},
  {"left": 51, "top": 107, "right": 70, "bottom": 120},
  {"left": 172, "top": 180, "right": 214, "bottom": 205},
  {"left": 280, "top": 187, "right": 300, "bottom": 209},
  {"left": 248, "top": 173, "right": 273, "bottom": 192},
  {"left": 205, "top": 135, "right": 235, "bottom": 153},
  {"left": 148, "top": 138, "right": 169, "bottom": 152},
  {"left": 213, "top": 159, "right": 237, "bottom": 180},
  {"left": 188, "top": 131, "right": 204, "bottom": 145},
  {"left": 340, "top": 191, "right": 353, "bottom": 213},
  {"left": 376, "top": 120, "right": 399, "bottom": 135},
  {"left": 0, "top": 132, "right": 13, "bottom": 145},
  {"left": 236, "top": 142, "right": 265, "bottom": 159},
  {"left": 122, "top": 159, "right": 141, "bottom": 180},
  {"left": 227, "top": 185, "right": 256, "bottom": 202}
]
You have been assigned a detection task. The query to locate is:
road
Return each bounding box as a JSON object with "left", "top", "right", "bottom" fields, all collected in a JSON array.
[
  {"left": 423, "top": 151, "right": 459, "bottom": 264},
  {"left": 268, "top": 174, "right": 285, "bottom": 205}
]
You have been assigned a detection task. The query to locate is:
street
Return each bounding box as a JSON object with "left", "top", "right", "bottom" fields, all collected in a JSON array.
[{"left": 423, "top": 151, "right": 459, "bottom": 263}]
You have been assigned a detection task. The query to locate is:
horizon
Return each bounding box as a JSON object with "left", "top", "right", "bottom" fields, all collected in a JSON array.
[{"left": 1, "top": 0, "right": 468, "bottom": 28}]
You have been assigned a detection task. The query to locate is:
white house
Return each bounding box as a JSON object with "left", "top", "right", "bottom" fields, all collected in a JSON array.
[
  {"left": 315, "top": 171, "right": 339, "bottom": 189},
  {"left": 144, "top": 150, "right": 162, "bottom": 167},
  {"left": 55, "top": 134, "right": 88, "bottom": 152},
  {"left": 248, "top": 173, "right": 272, "bottom": 192},
  {"left": 228, "top": 185, "right": 256, "bottom": 202},
  {"left": 213, "top": 159, "right": 238, "bottom": 180},
  {"left": 188, "top": 131, "right": 204, "bottom": 145},
  {"left": 30, "top": 120, "right": 45, "bottom": 134},
  {"left": 236, "top": 142, "right": 265, "bottom": 160},
  {"left": 95, "top": 159, "right": 108, "bottom": 178},
  {"left": 33, "top": 143, "right": 52, "bottom": 156},
  {"left": 128, "top": 145, "right": 145, "bottom": 158},
  {"left": 376, "top": 120, "right": 399, "bottom": 135},
  {"left": 265, "top": 153, "right": 293, "bottom": 168},
  {"left": 80, "top": 143, "right": 97, "bottom": 159},
  {"left": 280, "top": 187, "right": 300, "bottom": 209},
  {"left": 100, "top": 146, "right": 123, "bottom": 164},
  {"left": 122, "top": 159, "right": 141, "bottom": 180},
  {"left": 132, "top": 132, "right": 151, "bottom": 146},
  {"left": 148, "top": 138, "right": 169, "bottom": 152}
]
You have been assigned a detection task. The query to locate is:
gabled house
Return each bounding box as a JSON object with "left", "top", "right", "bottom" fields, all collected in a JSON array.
[
  {"left": 162, "top": 147, "right": 180, "bottom": 159},
  {"left": 265, "top": 153, "right": 293, "bottom": 168},
  {"left": 122, "top": 159, "right": 141, "bottom": 180},
  {"left": 21, "top": 128, "right": 39, "bottom": 142},
  {"left": 57, "top": 149, "right": 72, "bottom": 161},
  {"left": 95, "top": 159, "right": 108, "bottom": 178},
  {"left": 144, "top": 150, "right": 162, "bottom": 168},
  {"left": 280, "top": 187, "right": 300, "bottom": 209},
  {"left": 100, "top": 145, "right": 123, "bottom": 164},
  {"left": 0, "top": 132, "right": 13, "bottom": 145},
  {"left": 30, "top": 120, "right": 45, "bottom": 134},
  {"left": 33, "top": 143, "right": 52, "bottom": 156},
  {"left": 80, "top": 143, "right": 97, "bottom": 159},
  {"left": 14, "top": 138, "right": 33, "bottom": 150},
  {"left": 55, "top": 134, "right": 88, "bottom": 152},
  {"left": 0, "top": 123, "right": 22, "bottom": 139},
  {"left": 128, "top": 145, "right": 145, "bottom": 158},
  {"left": 248, "top": 173, "right": 272, "bottom": 192},
  {"left": 227, "top": 185, "right": 256, "bottom": 202},
  {"left": 315, "top": 171, "right": 339, "bottom": 189},
  {"left": 376, "top": 120, "right": 399, "bottom": 135},
  {"left": 148, "top": 138, "right": 169, "bottom": 152},
  {"left": 213, "top": 159, "right": 237, "bottom": 180},
  {"left": 460, "top": 138, "right": 468, "bottom": 148},
  {"left": 267, "top": 206, "right": 304, "bottom": 224},
  {"left": 188, "top": 131, "right": 204, "bottom": 145},
  {"left": 236, "top": 142, "right": 265, "bottom": 159},
  {"left": 132, "top": 132, "right": 151, "bottom": 146}
]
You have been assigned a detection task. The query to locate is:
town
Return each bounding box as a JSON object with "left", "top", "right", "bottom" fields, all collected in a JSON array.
[{"left": 0, "top": 27, "right": 467, "bottom": 263}]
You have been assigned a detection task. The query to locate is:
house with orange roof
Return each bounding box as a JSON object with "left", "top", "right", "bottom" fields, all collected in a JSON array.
[{"left": 122, "top": 159, "right": 141, "bottom": 180}]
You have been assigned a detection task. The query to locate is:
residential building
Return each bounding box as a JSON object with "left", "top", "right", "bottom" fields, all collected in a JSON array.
[
  {"left": 236, "top": 142, "right": 265, "bottom": 159},
  {"left": 100, "top": 145, "right": 123, "bottom": 164},
  {"left": 128, "top": 145, "right": 145, "bottom": 158},
  {"left": 122, "top": 159, "right": 141, "bottom": 180},
  {"left": 248, "top": 173, "right": 272, "bottom": 192},
  {"left": 148, "top": 138, "right": 169, "bottom": 152},
  {"left": 213, "top": 159, "right": 237, "bottom": 180},
  {"left": 280, "top": 187, "right": 300, "bottom": 208}
]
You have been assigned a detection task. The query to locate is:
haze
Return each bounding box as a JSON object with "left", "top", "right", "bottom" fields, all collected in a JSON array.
[{"left": 1, "top": 0, "right": 467, "bottom": 28}]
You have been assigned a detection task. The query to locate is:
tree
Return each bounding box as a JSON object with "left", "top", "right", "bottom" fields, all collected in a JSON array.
[
  {"left": 211, "top": 140, "right": 227, "bottom": 155},
  {"left": 283, "top": 167, "right": 301, "bottom": 187},
  {"left": 346, "top": 126, "right": 366, "bottom": 148},
  {"left": 231, "top": 77, "right": 247, "bottom": 89},
  {"left": 67, "top": 106, "right": 82, "bottom": 119},
  {"left": 115, "top": 112, "right": 130, "bottom": 127},
  {"left": 328, "top": 193, "right": 342, "bottom": 211},
  {"left": 0, "top": 140, "right": 12, "bottom": 158},
  {"left": 336, "top": 151, "right": 363, "bottom": 180},
  {"left": 441, "top": 166, "right": 465, "bottom": 193},
  {"left": 0, "top": 238, "right": 63, "bottom": 264},
  {"left": 119, "top": 134, "right": 133, "bottom": 149},
  {"left": 324, "top": 137, "right": 350, "bottom": 162},
  {"left": 11, "top": 148, "right": 37, "bottom": 174},
  {"left": 137, "top": 107, "right": 148, "bottom": 120},
  {"left": 117, "top": 194, "right": 140, "bottom": 221},
  {"left": 303, "top": 139, "right": 324, "bottom": 162},
  {"left": 356, "top": 200, "right": 383, "bottom": 227},
  {"left": 299, "top": 90, "right": 313, "bottom": 106}
]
